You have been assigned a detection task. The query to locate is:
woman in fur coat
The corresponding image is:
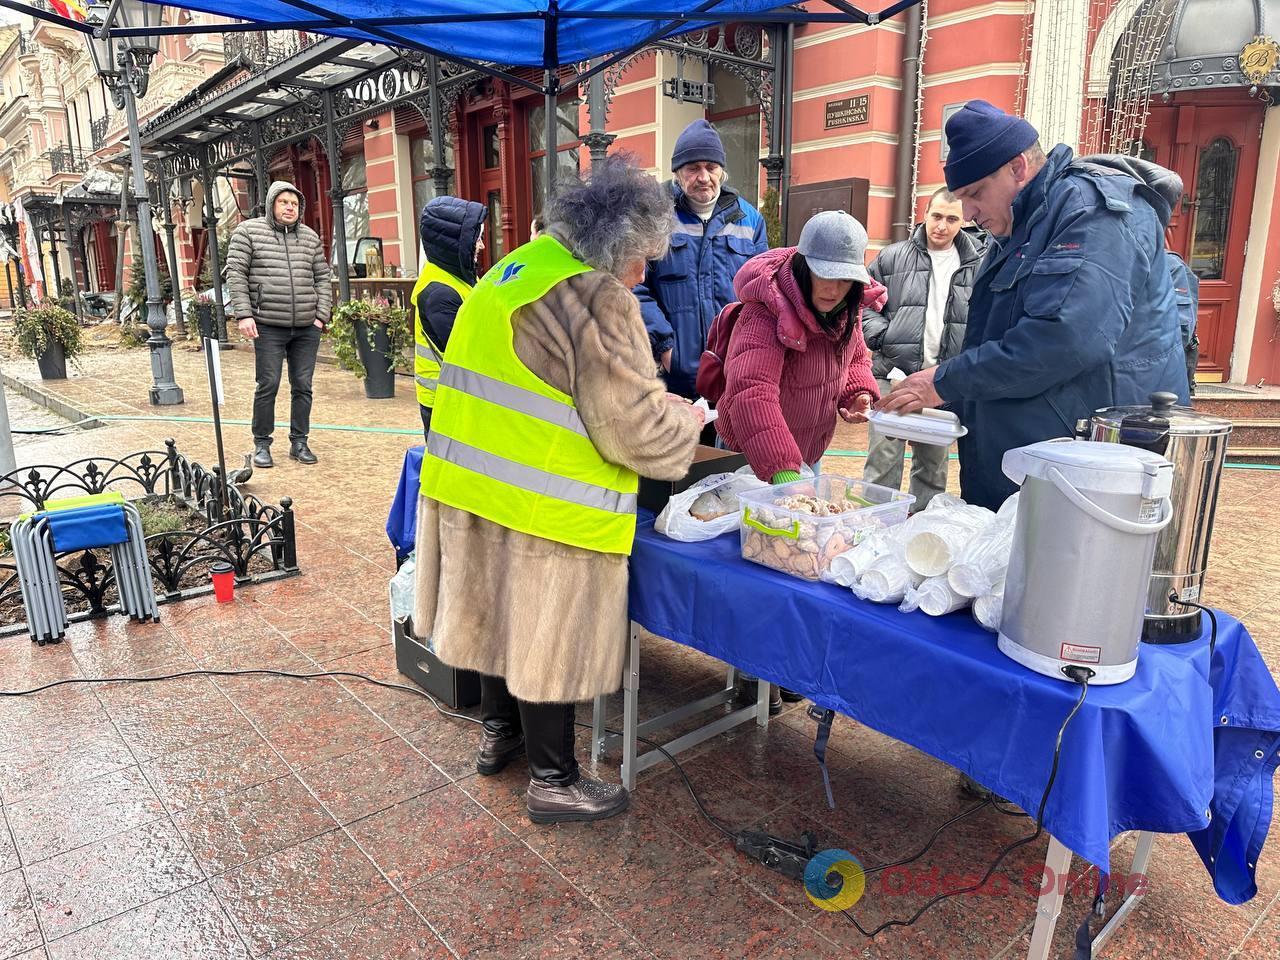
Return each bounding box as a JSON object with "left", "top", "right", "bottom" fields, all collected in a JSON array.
[{"left": 414, "top": 157, "right": 703, "bottom": 823}]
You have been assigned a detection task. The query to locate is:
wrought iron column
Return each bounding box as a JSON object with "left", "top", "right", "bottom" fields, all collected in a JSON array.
[
  {"left": 124, "top": 81, "right": 184, "bottom": 405},
  {"left": 45, "top": 223, "right": 64, "bottom": 304},
  {"left": 200, "top": 155, "right": 229, "bottom": 346},
  {"left": 762, "top": 25, "right": 785, "bottom": 201},
  {"left": 583, "top": 58, "right": 615, "bottom": 167},
  {"left": 59, "top": 204, "right": 81, "bottom": 319},
  {"left": 252, "top": 122, "right": 269, "bottom": 218},
  {"left": 779, "top": 23, "right": 795, "bottom": 245},
  {"left": 156, "top": 164, "right": 186, "bottom": 339},
  {"left": 323, "top": 89, "right": 351, "bottom": 305},
  {"left": 427, "top": 56, "right": 453, "bottom": 196}
]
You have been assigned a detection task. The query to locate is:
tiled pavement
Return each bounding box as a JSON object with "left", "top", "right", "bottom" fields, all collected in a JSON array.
[{"left": 0, "top": 344, "right": 1278, "bottom": 959}]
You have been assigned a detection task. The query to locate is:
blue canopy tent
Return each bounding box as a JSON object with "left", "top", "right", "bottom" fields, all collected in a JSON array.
[{"left": 2, "top": 0, "right": 922, "bottom": 204}]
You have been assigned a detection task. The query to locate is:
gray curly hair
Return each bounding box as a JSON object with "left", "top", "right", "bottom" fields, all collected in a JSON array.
[{"left": 543, "top": 155, "right": 674, "bottom": 278}]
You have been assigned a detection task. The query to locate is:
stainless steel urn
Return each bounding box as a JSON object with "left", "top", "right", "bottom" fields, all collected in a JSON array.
[{"left": 1080, "top": 391, "right": 1233, "bottom": 642}]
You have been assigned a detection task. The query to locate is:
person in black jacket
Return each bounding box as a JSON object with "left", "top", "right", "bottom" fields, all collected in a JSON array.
[
  {"left": 413, "top": 197, "right": 487, "bottom": 442},
  {"left": 861, "top": 189, "right": 986, "bottom": 508}
]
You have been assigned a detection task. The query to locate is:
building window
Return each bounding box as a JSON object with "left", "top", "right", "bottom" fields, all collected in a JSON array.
[
  {"left": 707, "top": 64, "right": 761, "bottom": 200},
  {"left": 528, "top": 96, "right": 581, "bottom": 213},
  {"left": 410, "top": 135, "right": 455, "bottom": 247},
  {"left": 340, "top": 150, "right": 368, "bottom": 264},
  {"left": 1190, "top": 137, "right": 1238, "bottom": 281},
  {"left": 939, "top": 104, "right": 965, "bottom": 163}
]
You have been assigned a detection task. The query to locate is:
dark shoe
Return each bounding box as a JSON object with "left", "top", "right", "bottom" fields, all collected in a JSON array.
[
  {"left": 779, "top": 688, "right": 805, "bottom": 703},
  {"left": 526, "top": 776, "right": 629, "bottom": 824},
  {"left": 289, "top": 441, "right": 317, "bottom": 464},
  {"left": 736, "top": 677, "right": 783, "bottom": 716},
  {"left": 252, "top": 443, "right": 273, "bottom": 469},
  {"left": 476, "top": 729, "right": 525, "bottom": 776}
]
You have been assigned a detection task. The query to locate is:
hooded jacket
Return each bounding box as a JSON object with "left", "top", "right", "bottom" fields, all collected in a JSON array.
[
  {"left": 635, "top": 180, "right": 769, "bottom": 398},
  {"left": 715, "top": 247, "right": 886, "bottom": 480},
  {"left": 416, "top": 197, "right": 487, "bottom": 351},
  {"left": 225, "top": 181, "right": 332, "bottom": 328},
  {"left": 862, "top": 224, "right": 987, "bottom": 378},
  {"left": 935, "top": 146, "right": 1190, "bottom": 510}
]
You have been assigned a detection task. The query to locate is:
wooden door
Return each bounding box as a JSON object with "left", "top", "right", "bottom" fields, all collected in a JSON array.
[
  {"left": 1142, "top": 101, "right": 1262, "bottom": 380},
  {"left": 468, "top": 111, "right": 506, "bottom": 273}
]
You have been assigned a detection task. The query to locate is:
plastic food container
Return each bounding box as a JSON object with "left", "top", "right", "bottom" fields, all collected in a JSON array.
[
  {"left": 738, "top": 476, "right": 915, "bottom": 581},
  {"left": 866, "top": 408, "right": 967, "bottom": 446}
]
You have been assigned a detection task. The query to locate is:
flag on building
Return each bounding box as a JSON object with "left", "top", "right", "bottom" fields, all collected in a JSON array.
[
  {"left": 14, "top": 198, "right": 45, "bottom": 302},
  {"left": 48, "top": 0, "right": 89, "bottom": 22}
]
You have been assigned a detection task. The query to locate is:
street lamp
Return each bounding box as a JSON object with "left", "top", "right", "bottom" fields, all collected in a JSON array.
[{"left": 85, "top": 3, "right": 183, "bottom": 406}]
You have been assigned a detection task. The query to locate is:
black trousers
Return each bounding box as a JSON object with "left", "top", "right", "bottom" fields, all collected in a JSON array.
[
  {"left": 420, "top": 405, "right": 432, "bottom": 447},
  {"left": 252, "top": 324, "right": 321, "bottom": 444},
  {"left": 1186, "top": 337, "right": 1200, "bottom": 398},
  {"left": 480, "top": 674, "right": 579, "bottom": 785}
]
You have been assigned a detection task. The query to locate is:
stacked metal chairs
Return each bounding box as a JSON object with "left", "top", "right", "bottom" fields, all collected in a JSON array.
[{"left": 11, "top": 492, "right": 159, "bottom": 645}]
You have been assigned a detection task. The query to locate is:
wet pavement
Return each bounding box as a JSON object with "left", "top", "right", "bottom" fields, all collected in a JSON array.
[{"left": 0, "top": 344, "right": 1277, "bottom": 959}]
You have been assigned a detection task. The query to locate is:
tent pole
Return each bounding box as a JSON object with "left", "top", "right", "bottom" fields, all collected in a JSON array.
[
  {"left": 323, "top": 90, "right": 351, "bottom": 304},
  {"left": 545, "top": 70, "right": 558, "bottom": 206}
]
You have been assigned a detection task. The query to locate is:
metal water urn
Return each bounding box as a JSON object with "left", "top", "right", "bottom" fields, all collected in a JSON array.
[{"left": 1079, "top": 392, "right": 1233, "bottom": 643}]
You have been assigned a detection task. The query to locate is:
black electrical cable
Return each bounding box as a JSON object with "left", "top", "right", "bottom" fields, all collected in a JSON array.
[
  {"left": 0, "top": 665, "right": 740, "bottom": 840},
  {"left": 1168, "top": 593, "right": 1219, "bottom": 662},
  {"left": 838, "top": 669, "right": 1092, "bottom": 938}
]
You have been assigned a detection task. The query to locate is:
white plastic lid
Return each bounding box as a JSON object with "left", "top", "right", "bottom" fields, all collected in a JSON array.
[
  {"left": 1002, "top": 439, "right": 1173, "bottom": 497},
  {"left": 866, "top": 408, "right": 967, "bottom": 445}
]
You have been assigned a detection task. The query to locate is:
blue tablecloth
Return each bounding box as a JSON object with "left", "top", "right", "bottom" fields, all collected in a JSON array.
[
  {"left": 387, "top": 445, "right": 426, "bottom": 561},
  {"left": 388, "top": 446, "right": 1280, "bottom": 903}
]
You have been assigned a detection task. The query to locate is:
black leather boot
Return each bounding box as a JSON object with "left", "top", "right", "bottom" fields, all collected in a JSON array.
[
  {"left": 520, "top": 700, "right": 628, "bottom": 824},
  {"left": 253, "top": 441, "right": 273, "bottom": 469},
  {"left": 735, "top": 675, "right": 783, "bottom": 715},
  {"left": 477, "top": 676, "right": 525, "bottom": 776},
  {"left": 289, "top": 440, "right": 317, "bottom": 464}
]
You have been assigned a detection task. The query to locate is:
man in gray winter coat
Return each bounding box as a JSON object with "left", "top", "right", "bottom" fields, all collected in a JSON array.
[
  {"left": 862, "top": 188, "right": 985, "bottom": 508},
  {"left": 226, "top": 181, "right": 332, "bottom": 467}
]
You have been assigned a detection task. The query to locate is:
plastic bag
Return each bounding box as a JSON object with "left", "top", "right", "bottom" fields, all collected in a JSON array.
[
  {"left": 900, "top": 575, "right": 969, "bottom": 616},
  {"left": 852, "top": 552, "right": 917, "bottom": 604},
  {"left": 900, "top": 504, "right": 995, "bottom": 578},
  {"left": 948, "top": 495, "right": 1019, "bottom": 598},
  {"left": 390, "top": 554, "right": 416, "bottom": 624},
  {"left": 655, "top": 472, "right": 769, "bottom": 542}
]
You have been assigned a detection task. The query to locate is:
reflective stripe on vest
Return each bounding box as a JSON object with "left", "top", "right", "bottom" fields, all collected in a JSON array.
[
  {"left": 412, "top": 261, "right": 473, "bottom": 409},
  {"left": 420, "top": 235, "right": 639, "bottom": 555}
]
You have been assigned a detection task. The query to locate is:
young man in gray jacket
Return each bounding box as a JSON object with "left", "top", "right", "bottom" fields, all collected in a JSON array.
[
  {"left": 862, "top": 188, "right": 984, "bottom": 508},
  {"left": 226, "top": 181, "right": 332, "bottom": 467}
]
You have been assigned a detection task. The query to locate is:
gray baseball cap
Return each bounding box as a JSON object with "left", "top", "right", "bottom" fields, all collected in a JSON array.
[{"left": 797, "top": 210, "right": 871, "bottom": 283}]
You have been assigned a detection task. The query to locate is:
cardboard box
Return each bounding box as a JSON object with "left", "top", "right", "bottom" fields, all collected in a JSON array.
[
  {"left": 637, "top": 445, "right": 749, "bottom": 514},
  {"left": 393, "top": 616, "right": 481, "bottom": 709}
]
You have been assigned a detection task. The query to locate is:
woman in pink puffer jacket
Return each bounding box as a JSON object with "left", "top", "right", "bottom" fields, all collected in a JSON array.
[{"left": 716, "top": 211, "right": 887, "bottom": 483}]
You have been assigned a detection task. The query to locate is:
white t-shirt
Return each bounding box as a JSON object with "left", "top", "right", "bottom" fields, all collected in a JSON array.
[{"left": 923, "top": 245, "right": 962, "bottom": 368}]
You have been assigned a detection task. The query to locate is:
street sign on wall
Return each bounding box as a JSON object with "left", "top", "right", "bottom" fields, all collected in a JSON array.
[{"left": 825, "top": 95, "right": 869, "bottom": 129}]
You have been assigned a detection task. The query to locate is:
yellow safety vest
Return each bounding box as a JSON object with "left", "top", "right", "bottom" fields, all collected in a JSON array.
[
  {"left": 420, "top": 235, "right": 639, "bottom": 554},
  {"left": 411, "top": 261, "right": 473, "bottom": 408}
]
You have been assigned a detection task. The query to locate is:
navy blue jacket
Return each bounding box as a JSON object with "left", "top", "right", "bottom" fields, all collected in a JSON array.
[
  {"left": 1166, "top": 250, "right": 1200, "bottom": 346},
  {"left": 636, "top": 182, "right": 768, "bottom": 398},
  {"left": 935, "top": 146, "right": 1190, "bottom": 510}
]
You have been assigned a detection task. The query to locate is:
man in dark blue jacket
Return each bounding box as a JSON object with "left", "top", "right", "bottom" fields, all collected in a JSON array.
[
  {"left": 880, "top": 100, "right": 1189, "bottom": 510},
  {"left": 1167, "top": 245, "right": 1201, "bottom": 396},
  {"left": 636, "top": 119, "right": 769, "bottom": 398}
]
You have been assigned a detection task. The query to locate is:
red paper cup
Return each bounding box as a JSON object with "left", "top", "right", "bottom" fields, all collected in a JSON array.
[{"left": 211, "top": 562, "right": 235, "bottom": 603}]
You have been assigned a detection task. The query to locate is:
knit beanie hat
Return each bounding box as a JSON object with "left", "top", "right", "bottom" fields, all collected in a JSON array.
[
  {"left": 671, "top": 119, "right": 727, "bottom": 172},
  {"left": 943, "top": 100, "right": 1039, "bottom": 191}
]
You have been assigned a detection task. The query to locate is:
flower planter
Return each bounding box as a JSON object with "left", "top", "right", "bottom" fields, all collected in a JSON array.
[
  {"left": 354, "top": 318, "right": 396, "bottom": 399},
  {"left": 36, "top": 339, "right": 67, "bottom": 380}
]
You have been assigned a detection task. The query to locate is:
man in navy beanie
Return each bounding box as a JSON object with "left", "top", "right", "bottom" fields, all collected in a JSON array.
[
  {"left": 635, "top": 118, "right": 768, "bottom": 399},
  {"left": 879, "top": 99, "right": 1188, "bottom": 510}
]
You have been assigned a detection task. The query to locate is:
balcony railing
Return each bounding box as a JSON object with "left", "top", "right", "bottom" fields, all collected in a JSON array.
[
  {"left": 224, "top": 29, "right": 322, "bottom": 70},
  {"left": 46, "top": 146, "right": 88, "bottom": 176},
  {"left": 17, "top": 31, "right": 38, "bottom": 55},
  {"left": 90, "top": 116, "right": 109, "bottom": 152}
]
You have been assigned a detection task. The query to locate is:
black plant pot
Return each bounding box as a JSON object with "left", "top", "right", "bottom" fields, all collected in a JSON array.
[
  {"left": 354, "top": 318, "right": 396, "bottom": 399},
  {"left": 36, "top": 339, "right": 67, "bottom": 380},
  {"left": 194, "top": 303, "right": 216, "bottom": 340}
]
